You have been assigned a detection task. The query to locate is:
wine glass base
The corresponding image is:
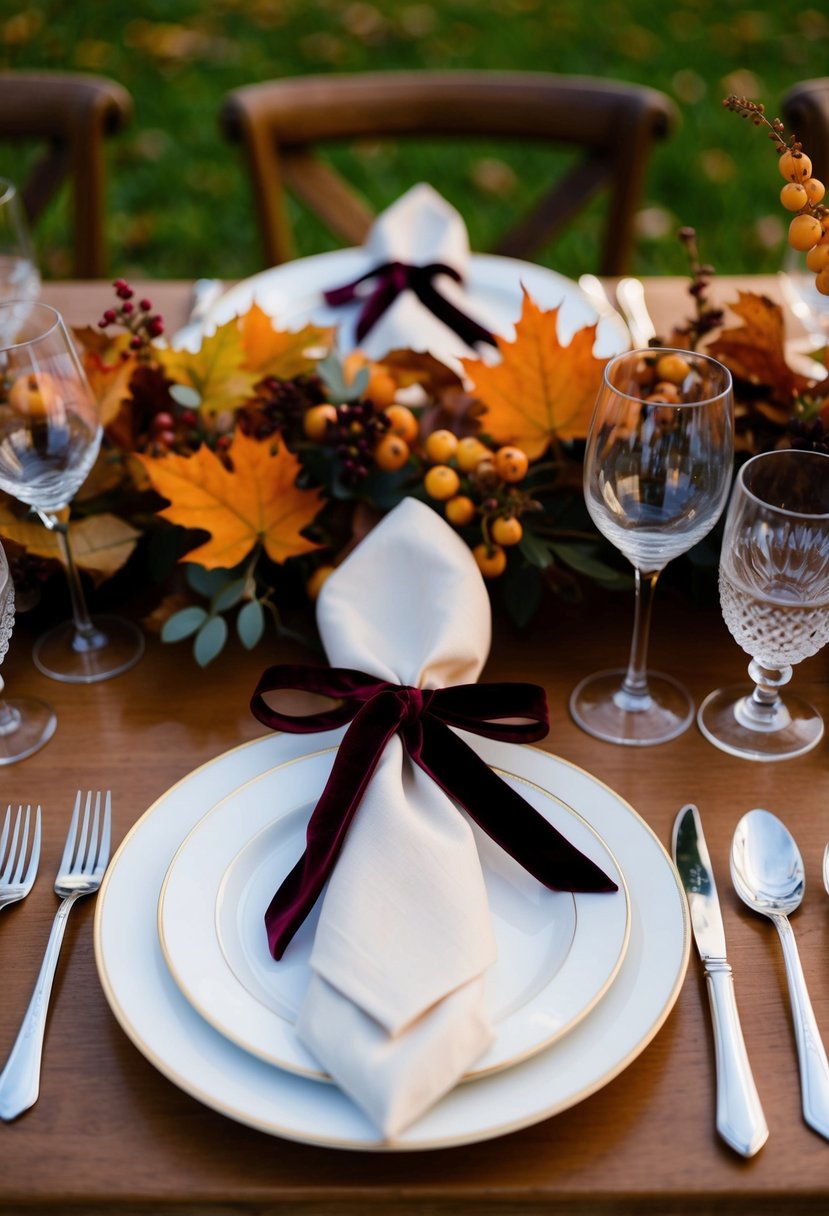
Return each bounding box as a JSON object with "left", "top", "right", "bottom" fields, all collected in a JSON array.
[
  {"left": 569, "top": 668, "right": 694, "bottom": 746},
  {"left": 0, "top": 696, "right": 56, "bottom": 764},
  {"left": 33, "top": 615, "right": 145, "bottom": 684},
  {"left": 697, "top": 685, "right": 824, "bottom": 761}
]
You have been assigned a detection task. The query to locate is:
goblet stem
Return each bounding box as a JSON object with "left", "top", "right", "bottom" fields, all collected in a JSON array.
[
  {"left": 734, "top": 661, "right": 793, "bottom": 732},
  {"left": 36, "top": 511, "right": 106, "bottom": 652},
  {"left": 617, "top": 569, "right": 660, "bottom": 708},
  {"left": 0, "top": 691, "right": 21, "bottom": 737}
]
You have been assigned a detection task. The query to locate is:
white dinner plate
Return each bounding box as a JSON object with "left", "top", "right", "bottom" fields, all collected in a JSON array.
[
  {"left": 203, "top": 249, "right": 630, "bottom": 357},
  {"left": 95, "top": 728, "right": 689, "bottom": 1150},
  {"left": 158, "top": 747, "right": 629, "bottom": 1080}
]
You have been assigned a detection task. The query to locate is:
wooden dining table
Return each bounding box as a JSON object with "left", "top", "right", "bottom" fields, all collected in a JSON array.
[{"left": 0, "top": 275, "right": 827, "bottom": 1215}]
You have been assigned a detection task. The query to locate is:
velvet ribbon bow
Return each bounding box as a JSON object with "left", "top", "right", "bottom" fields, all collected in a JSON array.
[
  {"left": 323, "top": 260, "right": 497, "bottom": 349},
  {"left": 251, "top": 664, "right": 617, "bottom": 960}
]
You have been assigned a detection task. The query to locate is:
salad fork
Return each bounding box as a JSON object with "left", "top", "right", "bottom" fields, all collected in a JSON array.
[
  {"left": 0, "top": 790, "right": 111, "bottom": 1120},
  {"left": 0, "top": 804, "right": 40, "bottom": 912}
]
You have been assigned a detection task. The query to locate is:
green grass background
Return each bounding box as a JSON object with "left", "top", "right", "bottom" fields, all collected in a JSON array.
[{"left": 1, "top": 0, "right": 827, "bottom": 282}]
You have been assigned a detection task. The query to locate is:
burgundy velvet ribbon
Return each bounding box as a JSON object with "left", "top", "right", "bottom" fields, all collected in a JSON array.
[
  {"left": 323, "top": 260, "right": 497, "bottom": 349},
  {"left": 251, "top": 664, "right": 617, "bottom": 959}
]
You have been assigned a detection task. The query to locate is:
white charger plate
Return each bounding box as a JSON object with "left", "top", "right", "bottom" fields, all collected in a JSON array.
[
  {"left": 203, "top": 249, "right": 630, "bottom": 357},
  {"left": 157, "top": 747, "right": 629, "bottom": 1080},
  {"left": 94, "top": 728, "right": 689, "bottom": 1150}
]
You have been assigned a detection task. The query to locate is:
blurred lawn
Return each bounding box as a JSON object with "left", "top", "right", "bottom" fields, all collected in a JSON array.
[{"left": 1, "top": 0, "right": 827, "bottom": 282}]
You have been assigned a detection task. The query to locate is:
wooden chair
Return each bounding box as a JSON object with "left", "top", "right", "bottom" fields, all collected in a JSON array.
[
  {"left": 0, "top": 72, "right": 133, "bottom": 277},
  {"left": 782, "top": 79, "right": 829, "bottom": 183},
  {"left": 220, "top": 71, "right": 677, "bottom": 276}
]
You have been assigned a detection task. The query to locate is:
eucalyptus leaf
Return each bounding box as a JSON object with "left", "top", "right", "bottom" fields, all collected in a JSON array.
[
  {"left": 549, "top": 542, "right": 633, "bottom": 589},
  {"left": 318, "top": 353, "right": 367, "bottom": 404},
  {"left": 211, "top": 577, "right": 247, "bottom": 614},
  {"left": 161, "top": 605, "right": 209, "bottom": 643},
  {"left": 349, "top": 366, "right": 370, "bottom": 398},
  {"left": 169, "top": 383, "right": 202, "bottom": 409},
  {"left": 237, "top": 598, "right": 265, "bottom": 650},
  {"left": 518, "top": 531, "right": 555, "bottom": 570},
  {"left": 193, "top": 615, "right": 228, "bottom": 667},
  {"left": 185, "top": 563, "right": 231, "bottom": 598}
]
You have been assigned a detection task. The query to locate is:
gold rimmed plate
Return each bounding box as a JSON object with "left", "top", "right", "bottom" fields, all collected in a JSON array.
[{"left": 157, "top": 747, "right": 630, "bottom": 1081}]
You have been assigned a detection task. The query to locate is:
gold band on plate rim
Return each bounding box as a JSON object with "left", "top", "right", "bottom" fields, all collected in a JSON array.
[{"left": 154, "top": 749, "right": 631, "bottom": 1081}]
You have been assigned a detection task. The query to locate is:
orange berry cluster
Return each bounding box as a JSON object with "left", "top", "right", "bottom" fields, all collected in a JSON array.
[
  {"left": 421, "top": 431, "right": 532, "bottom": 579},
  {"left": 299, "top": 353, "right": 537, "bottom": 589},
  {"left": 724, "top": 95, "right": 829, "bottom": 294}
]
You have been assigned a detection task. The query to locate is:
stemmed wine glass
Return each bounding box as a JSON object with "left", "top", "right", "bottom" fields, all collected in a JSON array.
[
  {"left": 697, "top": 448, "right": 829, "bottom": 761},
  {"left": 0, "top": 538, "right": 55, "bottom": 763},
  {"left": 570, "top": 347, "right": 734, "bottom": 745},
  {"left": 0, "top": 179, "right": 40, "bottom": 346},
  {"left": 0, "top": 301, "right": 144, "bottom": 683}
]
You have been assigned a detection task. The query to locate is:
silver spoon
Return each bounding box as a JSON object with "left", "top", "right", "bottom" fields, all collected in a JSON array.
[
  {"left": 731, "top": 809, "right": 829, "bottom": 1140},
  {"left": 823, "top": 842, "right": 829, "bottom": 896}
]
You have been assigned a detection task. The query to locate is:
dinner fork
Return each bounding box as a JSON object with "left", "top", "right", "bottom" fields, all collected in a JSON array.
[
  {"left": 0, "top": 804, "right": 40, "bottom": 912},
  {"left": 0, "top": 790, "right": 111, "bottom": 1120}
]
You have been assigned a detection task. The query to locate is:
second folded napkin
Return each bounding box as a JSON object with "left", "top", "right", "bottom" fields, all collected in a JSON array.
[{"left": 323, "top": 182, "right": 499, "bottom": 363}]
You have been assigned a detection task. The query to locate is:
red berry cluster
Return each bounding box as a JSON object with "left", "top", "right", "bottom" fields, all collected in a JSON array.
[{"left": 98, "top": 279, "right": 164, "bottom": 360}]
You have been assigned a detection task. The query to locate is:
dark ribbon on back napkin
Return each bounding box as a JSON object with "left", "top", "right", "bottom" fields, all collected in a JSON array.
[
  {"left": 251, "top": 664, "right": 617, "bottom": 959},
  {"left": 323, "top": 260, "right": 497, "bottom": 349}
]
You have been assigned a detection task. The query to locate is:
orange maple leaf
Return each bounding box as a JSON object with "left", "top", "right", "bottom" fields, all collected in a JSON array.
[
  {"left": 240, "top": 303, "right": 334, "bottom": 379},
  {"left": 138, "top": 431, "right": 324, "bottom": 570},
  {"left": 460, "top": 289, "right": 609, "bottom": 458}
]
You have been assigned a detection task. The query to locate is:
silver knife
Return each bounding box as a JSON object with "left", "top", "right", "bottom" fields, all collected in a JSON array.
[{"left": 672, "top": 803, "right": 769, "bottom": 1157}]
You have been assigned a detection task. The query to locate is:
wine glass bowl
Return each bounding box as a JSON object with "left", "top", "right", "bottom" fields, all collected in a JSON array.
[
  {"left": 570, "top": 347, "right": 734, "bottom": 746},
  {"left": 0, "top": 310, "right": 100, "bottom": 512},
  {"left": 0, "top": 302, "right": 144, "bottom": 683},
  {"left": 0, "top": 540, "right": 55, "bottom": 764},
  {"left": 697, "top": 448, "right": 829, "bottom": 761},
  {"left": 0, "top": 179, "right": 40, "bottom": 346}
]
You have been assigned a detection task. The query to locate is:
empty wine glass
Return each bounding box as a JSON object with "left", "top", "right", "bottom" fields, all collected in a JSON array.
[
  {"left": 570, "top": 348, "right": 734, "bottom": 745},
  {"left": 0, "top": 179, "right": 40, "bottom": 345},
  {"left": 0, "top": 301, "right": 144, "bottom": 683},
  {"left": 697, "top": 448, "right": 829, "bottom": 761},
  {"left": 0, "top": 538, "right": 55, "bottom": 763}
]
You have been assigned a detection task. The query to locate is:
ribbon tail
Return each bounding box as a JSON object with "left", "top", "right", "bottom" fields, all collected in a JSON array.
[
  {"left": 265, "top": 691, "right": 405, "bottom": 958},
  {"left": 412, "top": 277, "right": 497, "bottom": 350},
  {"left": 415, "top": 718, "right": 618, "bottom": 893}
]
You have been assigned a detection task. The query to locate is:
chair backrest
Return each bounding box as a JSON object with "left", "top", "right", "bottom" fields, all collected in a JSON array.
[
  {"left": 781, "top": 78, "right": 829, "bottom": 183},
  {"left": 0, "top": 71, "right": 133, "bottom": 277},
  {"left": 221, "top": 71, "right": 677, "bottom": 276}
]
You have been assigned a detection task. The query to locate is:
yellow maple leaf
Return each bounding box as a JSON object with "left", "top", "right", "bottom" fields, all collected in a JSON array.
[
  {"left": 240, "top": 303, "right": 334, "bottom": 379},
  {"left": 0, "top": 504, "right": 140, "bottom": 586},
  {"left": 158, "top": 318, "right": 260, "bottom": 416},
  {"left": 461, "top": 289, "right": 609, "bottom": 458},
  {"left": 138, "top": 431, "right": 324, "bottom": 570}
]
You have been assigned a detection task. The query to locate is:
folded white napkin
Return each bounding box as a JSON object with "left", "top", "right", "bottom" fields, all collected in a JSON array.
[
  {"left": 332, "top": 182, "right": 500, "bottom": 364},
  {"left": 293, "top": 496, "right": 498, "bottom": 1138}
]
